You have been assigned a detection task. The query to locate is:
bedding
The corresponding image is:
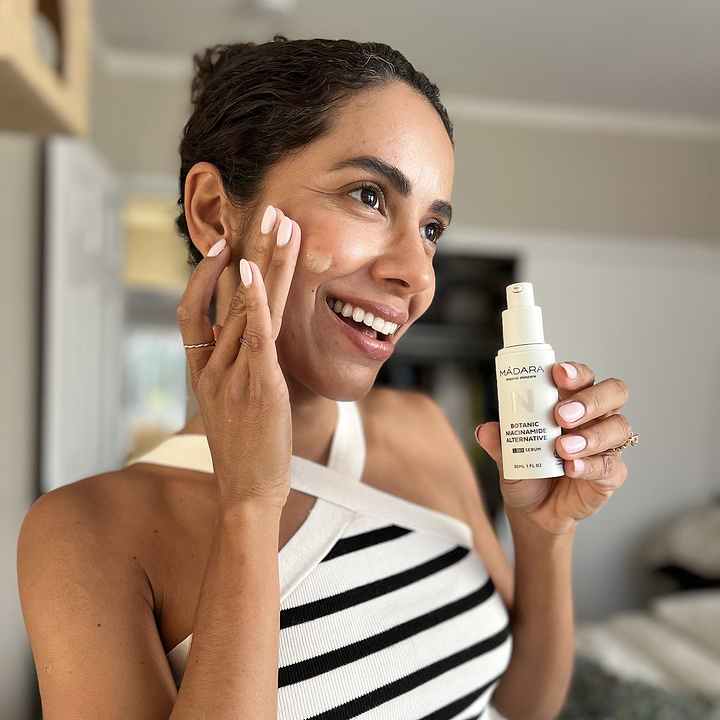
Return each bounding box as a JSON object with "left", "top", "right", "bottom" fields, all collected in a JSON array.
[
  {"left": 560, "top": 593, "right": 720, "bottom": 718},
  {"left": 487, "top": 591, "right": 720, "bottom": 719},
  {"left": 488, "top": 503, "right": 720, "bottom": 718}
]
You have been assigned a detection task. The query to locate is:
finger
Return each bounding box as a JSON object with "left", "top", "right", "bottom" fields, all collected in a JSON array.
[
  {"left": 177, "top": 238, "right": 231, "bottom": 382},
  {"left": 565, "top": 450, "right": 627, "bottom": 491},
  {"left": 555, "top": 377, "right": 630, "bottom": 429},
  {"left": 264, "top": 217, "right": 301, "bottom": 339},
  {"left": 210, "top": 205, "right": 284, "bottom": 368},
  {"left": 556, "top": 413, "right": 632, "bottom": 460},
  {"left": 475, "top": 422, "right": 503, "bottom": 466},
  {"left": 229, "top": 259, "right": 280, "bottom": 379},
  {"left": 553, "top": 362, "right": 595, "bottom": 402}
]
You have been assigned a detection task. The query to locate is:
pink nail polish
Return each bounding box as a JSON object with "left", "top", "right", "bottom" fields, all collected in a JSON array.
[
  {"left": 560, "top": 362, "right": 578, "bottom": 380},
  {"left": 277, "top": 216, "right": 292, "bottom": 246},
  {"left": 560, "top": 434, "right": 586, "bottom": 453},
  {"left": 239, "top": 257, "right": 253, "bottom": 287},
  {"left": 558, "top": 401, "right": 585, "bottom": 423},
  {"left": 261, "top": 205, "right": 276, "bottom": 234},
  {"left": 207, "top": 238, "right": 226, "bottom": 257}
]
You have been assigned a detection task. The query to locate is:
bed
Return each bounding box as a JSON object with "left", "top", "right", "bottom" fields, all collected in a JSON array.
[{"left": 489, "top": 500, "right": 720, "bottom": 719}]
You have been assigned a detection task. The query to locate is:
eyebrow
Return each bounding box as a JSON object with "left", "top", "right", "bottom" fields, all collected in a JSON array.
[{"left": 329, "top": 155, "right": 452, "bottom": 225}]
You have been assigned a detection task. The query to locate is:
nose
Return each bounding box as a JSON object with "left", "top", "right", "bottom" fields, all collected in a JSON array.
[{"left": 368, "top": 225, "right": 434, "bottom": 294}]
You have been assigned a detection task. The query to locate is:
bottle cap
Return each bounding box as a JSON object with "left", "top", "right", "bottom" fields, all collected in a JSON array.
[{"left": 502, "top": 282, "right": 545, "bottom": 347}]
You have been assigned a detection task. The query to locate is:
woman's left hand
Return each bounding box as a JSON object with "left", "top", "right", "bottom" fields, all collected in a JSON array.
[{"left": 475, "top": 362, "right": 631, "bottom": 536}]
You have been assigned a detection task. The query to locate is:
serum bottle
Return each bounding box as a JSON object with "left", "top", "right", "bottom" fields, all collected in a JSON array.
[{"left": 495, "top": 282, "right": 564, "bottom": 480}]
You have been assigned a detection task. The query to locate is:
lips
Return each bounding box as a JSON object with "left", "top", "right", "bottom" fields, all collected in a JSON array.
[{"left": 324, "top": 297, "right": 395, "bottom": 361}]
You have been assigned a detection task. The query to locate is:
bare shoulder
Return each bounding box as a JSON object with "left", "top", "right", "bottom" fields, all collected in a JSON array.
[
  {"left": 366, "top": 386, "right": 515, "bottom": 613},
  {"left": 17, "top": 471, "right": 179, "bottom": 717},
  {"left": 18, "top": 463, "right": 208, "bottom": 610},
  {"left": 363, "top": 386, "right": 461, "bottom": 445},
  {"left": 20, "top": 472, "right": 137, "bottom": 553},
  {"left": 18, "top": 469, "right": 163, "bottom": 603},
  {"left": 358, "top": 386, "right": 438, "bottom": 461}
]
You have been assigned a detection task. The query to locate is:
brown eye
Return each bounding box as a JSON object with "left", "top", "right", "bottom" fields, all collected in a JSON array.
[
  {"left": 422, "top": 222, "right": 446, "bottom": 245},
  {"left": 348, "top": 184, "right": 381, "bottom": 211}
]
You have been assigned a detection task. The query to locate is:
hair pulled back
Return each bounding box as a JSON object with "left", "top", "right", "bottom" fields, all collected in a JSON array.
[{"left": 175, "top": 35, "right": 454, "bottom": 268}]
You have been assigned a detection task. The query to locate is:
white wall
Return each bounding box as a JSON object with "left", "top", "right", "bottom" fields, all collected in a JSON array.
[
  {"left": 0, "top": 132, "right": 43, "bottom": 719},
  {"left": 445, "top": 226, "right": 720, "bottom": 620}
]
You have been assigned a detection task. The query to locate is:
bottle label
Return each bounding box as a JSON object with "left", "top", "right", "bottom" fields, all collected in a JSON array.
[{"left": 496, "top": 356, "right": 564, "bottom": 478}]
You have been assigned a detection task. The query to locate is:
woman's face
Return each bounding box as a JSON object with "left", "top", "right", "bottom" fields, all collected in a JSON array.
[{"left": 237, "top": 81, "right": 454, "bottom": 400}]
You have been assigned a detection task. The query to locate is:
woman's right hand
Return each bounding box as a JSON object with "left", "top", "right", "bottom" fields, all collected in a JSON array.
[{"left": 177, "top": 206, "right": 301, "bottom": 511}]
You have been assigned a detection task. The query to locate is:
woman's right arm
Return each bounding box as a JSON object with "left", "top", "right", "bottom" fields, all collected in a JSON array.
[
  {"left": 19, "top": 205, "right": 303, "bottom": 719},
  {"left": 170, "top": 203, "right": 303, "bottom": 718},
  {"left": 171, "top": 500, "right": 284, "bottom": 719}
]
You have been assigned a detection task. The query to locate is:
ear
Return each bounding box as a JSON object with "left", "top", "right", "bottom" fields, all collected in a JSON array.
[{"left": 184, "top": 161, "right": 233, "bottom": 257}]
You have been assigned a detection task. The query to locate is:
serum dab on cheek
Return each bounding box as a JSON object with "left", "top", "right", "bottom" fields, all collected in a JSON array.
[
  {"left": 495, "top": 282, "right": 565, "bottom": 480},
  {"left": 303, "top": 250, "right": 333, "bottom": 273}
]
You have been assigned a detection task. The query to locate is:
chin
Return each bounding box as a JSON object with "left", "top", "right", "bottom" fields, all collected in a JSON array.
[{"left": 279, "top": 348, "right": 384, "bottom": 403}]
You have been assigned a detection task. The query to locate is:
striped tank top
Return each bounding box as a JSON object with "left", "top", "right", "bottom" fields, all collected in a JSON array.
[{"left": 124, "top": 399, "right": 513, "bottom": 719}]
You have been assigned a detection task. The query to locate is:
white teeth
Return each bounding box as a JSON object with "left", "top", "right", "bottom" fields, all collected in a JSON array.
[{"left": 327, "top": 297, "right": 399, "bottom": 336}]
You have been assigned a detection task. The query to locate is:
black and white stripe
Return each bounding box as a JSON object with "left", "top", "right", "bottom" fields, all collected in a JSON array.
[
  {"left": 128, "top": 404, "right": 515, "bottom": 717},
  {"left": 277, "top": 515, "right": 513, "bottom": 719}
]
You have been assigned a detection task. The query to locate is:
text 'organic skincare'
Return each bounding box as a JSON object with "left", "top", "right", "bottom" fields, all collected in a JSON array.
[{"left": 495, "top": 282, "right": 564, "bottom": 480}]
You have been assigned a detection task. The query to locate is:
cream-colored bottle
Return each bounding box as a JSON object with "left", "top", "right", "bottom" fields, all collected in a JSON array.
[{"left": 495, "top": 282, "right": 564, "bottom": 480}]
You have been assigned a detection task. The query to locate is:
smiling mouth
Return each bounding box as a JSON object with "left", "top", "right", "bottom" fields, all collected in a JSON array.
[{"left": 324, "top": 297, "right": 394, "bottom": 342}]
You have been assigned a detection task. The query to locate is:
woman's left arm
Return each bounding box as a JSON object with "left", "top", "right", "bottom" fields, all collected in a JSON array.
[
  {"left": 475, "top": 361, "right": 632, "bottom": 720},
  {"left": 487, "top": 509, "right": 576, "bottom": 720}
]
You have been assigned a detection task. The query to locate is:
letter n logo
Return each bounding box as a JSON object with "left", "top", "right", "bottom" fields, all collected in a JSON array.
[{"left": 511, "top": 389, "right": 535, "bottom": 415}]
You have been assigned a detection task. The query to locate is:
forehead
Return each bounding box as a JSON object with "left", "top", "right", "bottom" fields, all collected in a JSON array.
[{"left": 293, "top": 82, "right": 454, "bottom": 198}]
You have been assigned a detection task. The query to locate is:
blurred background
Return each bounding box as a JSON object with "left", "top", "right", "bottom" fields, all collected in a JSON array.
[{"left": 3, "top": 0, "right": 720, "bottom": 717}]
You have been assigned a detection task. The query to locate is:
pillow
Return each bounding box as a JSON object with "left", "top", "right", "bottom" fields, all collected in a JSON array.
[
  {"left": 643, "top": 503, "right": 720, "bottom": 589},
  {"left": 556, "top": 654, "right": 720, "bottom": 720},
  {"left": 651, "top": 589, "right": 720, "bottom": 658}
]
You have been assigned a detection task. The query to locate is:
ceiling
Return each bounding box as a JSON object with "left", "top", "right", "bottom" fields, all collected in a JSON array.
[{"left": 93, "top": 0, "right": 720, "bottom": 123}]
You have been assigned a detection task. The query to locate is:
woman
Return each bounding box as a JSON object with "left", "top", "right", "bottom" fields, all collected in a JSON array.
[{"left": 18, "top": 36, "right": 633, "bottom": 719}]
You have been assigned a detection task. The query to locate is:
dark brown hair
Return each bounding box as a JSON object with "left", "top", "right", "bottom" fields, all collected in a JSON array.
[{"left": 175, "top": 35, "right": 454, "bottom": 268}]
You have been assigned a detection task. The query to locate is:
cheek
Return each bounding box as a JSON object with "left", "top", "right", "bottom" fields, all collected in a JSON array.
[{"left": 302, "top": 249, "right": 333, "bottom": 274}]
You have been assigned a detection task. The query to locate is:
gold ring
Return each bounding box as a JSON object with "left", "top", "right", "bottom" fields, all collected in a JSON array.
[{"left": 608, "top": 432, "right": 638, "bottom": 452}]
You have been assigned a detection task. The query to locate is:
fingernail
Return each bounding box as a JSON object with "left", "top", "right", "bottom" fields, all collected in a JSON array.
[
  {"left": 558, "top": 401, "right": 585, "bottom": 422},
  {"left": 560, "top": 435, "right": 587, "bottom": 454},
  {"left": 277, "top": 216, "right": 292, "bottom": 246},
  {"left": 560, "top": 362, "right": 578, "bottom": 380},
  {"left": 261, "top": 205, "right": 276, "bottom": 234},
  {"left": 207, "top": 238, "right": 226, "bottom": 257},
  {"left": 573, "top": 458, "right": 586, "bottom": 472},
  {"left": 239, "top": 257, "right": 253, "bottom": 287}
]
